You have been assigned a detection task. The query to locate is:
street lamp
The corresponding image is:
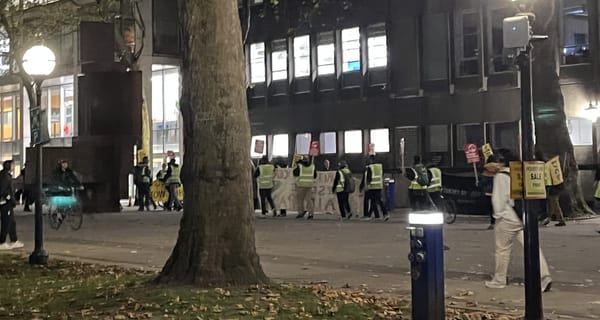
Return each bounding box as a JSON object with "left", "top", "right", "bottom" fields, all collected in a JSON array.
[{"left": 23, "top": 45, "right": 55, "bottom": 266}]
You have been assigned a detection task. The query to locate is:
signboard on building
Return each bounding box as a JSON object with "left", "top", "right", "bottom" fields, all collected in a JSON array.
[
  {"left": 254, "top": 140, "right": 265, "bottom": 154},
  {"left": 29, "top": 107, "right": 50, "bottom": 146},
  {"left": 509, "top": 161, "right": 523, "bottom": 200},
  {"left": 309, "top": 141, "right": 320, "bottom": 156},
  {"left": 463, "top": 144, "right": 480, "bottom": 163},
  {"left": 524, "top": 161, "right": 547, "bottom": 200}
]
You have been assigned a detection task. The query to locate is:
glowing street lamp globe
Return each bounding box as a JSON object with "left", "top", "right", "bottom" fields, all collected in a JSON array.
[{"left": 22, "top": 45, "right": 56, "bottom": 76}]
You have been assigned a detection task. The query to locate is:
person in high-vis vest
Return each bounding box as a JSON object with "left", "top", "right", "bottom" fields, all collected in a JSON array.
[
  {"left": 331, "top": 160, "right": 353, "bottom": 219},
  {"left": 164, "top": 158, "right": 183, "bottom": 211},
  {"left": 254, "top": 156, "right": 277, "bottom": 216},
  {"left": 156, "top": 163, "right": 168, "bottom": 181},
  {"left": 359, "top": 156, "right": 389, "bottom": 221},
  {"left": 406, "top": 156, "right": 430, "bottom": 211},
  {"left": 135, "top": 156, "right": 152, "bottom": 211},
  {"left": 427, "top": 165, "right": 443, "bottom": 206},
  {"left": 294, "top": 156, "right": 317, "bottom": 219}
]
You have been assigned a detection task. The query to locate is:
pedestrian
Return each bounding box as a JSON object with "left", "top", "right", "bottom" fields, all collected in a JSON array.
[
  {"left": 427, "top": 163, "right": 443, "bottom": 209},
  {"left": 332, "top": 160, "right": 353, "bottom": 219},
  {"left": 406, "top": 156, "right": 430, "bottom": 211},
  {"left": 538, "top": 152, "right": 565, "bottom": 227},
  {"left": 294, "top": 155, "right": 317, "bottom": 220},
  {"left": 360, "top": 156, "right": 389, "bottom": 221},
  {"left": 14, "top": 164, "right": 32, "bottom": 212},
  {"left": 156, "top": 163, "right": 168, "bottom": 181},
  {"left": 484, "top": 149, "right": 552, "bottom": 292},
  {"left": 481, "top": 155, "right": 501, "bottom": 230},
  {"left": 322, "top": 159, "right": 331, "bottom": 171},
  {"left": 134, "top": 156, "right": 152, "bottom": 212},
  {"left": 274, "top": 157, "right": 288, "bottom": 217},
  {"left": 255, "top": 155, "right": 277, "bottom": 216},
  {"left": 0, "top": 160, "right": 23, "bottom": 250},
  {"left": 163, "top": 158, "right": 183, "bottom": 211}
]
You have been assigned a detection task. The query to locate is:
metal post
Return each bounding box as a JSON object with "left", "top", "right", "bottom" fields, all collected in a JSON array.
[
  {"left": 29, "top": 81, "right": 48, "bottom": 266},
  {"left": 517, "top": 47, "right": 543, "bottom": 319}
]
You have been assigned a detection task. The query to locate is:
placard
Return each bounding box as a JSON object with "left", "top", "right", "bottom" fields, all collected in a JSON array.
[
  {"left": 509, "top": 161, "right": 523, "bottom": 200},
  {"left": 545, "top": 156, "right": 564, "bottom": 186},
  {"left": 309, "top": 141, "right": 320, "bottom": 156},
  {"left": 254, "top": 140, "right": 265, "bottom": 154},
  {"left": 482, "top": 143, "right": 493, "bottom": 161},
  {"left": 368, "top": 143, "right": 376, "bottom": 156},
  {"left": 524, "top": 161, "right": 547, "bottom": 200},
  {"left": 464, "top": 144, "right": 480, "bottom": 163}
]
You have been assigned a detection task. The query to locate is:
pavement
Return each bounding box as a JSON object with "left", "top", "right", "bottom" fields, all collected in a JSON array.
[{"left": 4, "top": 207, "right": 600, "bottom": 319}]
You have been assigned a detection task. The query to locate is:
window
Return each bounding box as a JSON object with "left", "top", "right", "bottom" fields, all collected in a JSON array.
[
  {"left": 250, "top": 43, "right": 265, "bottom": 83},
  {"left": 271, "top": 39, "right": 287, "bottom": 81},
  {"left": 295, "top": 133, "right": 311, "bottom": 154},
  {"left": 367, "top": 25, "right": 387, "bottom": 69},
  {"left": 251, "top": 135, "right": 267, "bottom": 158},
  {"left": 0, "top": 36, "right": 9, "bottom": 74},
  {"left": 344, "top": 130, "right": 362, "bottom": 154},
  {"left": 486, "top": 122, "right": 519, "bottom": 155},
  {"left": 294, "top": 35, "right": 310, "bottom": 78},
  {"left": 152, "top": 65, "right": 181, "bottom": 156},
  {"left": 342, "top": 27, "right": 361, "bottom": 72},
  {"left": 568, "top": 117, "right": 592, "bottom": 145},
  {"left": 40, "top": 77, "right": 75, "bottom": 139},
  {"left": 490, "top": 7, "right": 518, "bottom": 72},
  {"left": 1, "top": 96, "right": 13, "bottom": 141},
  {"left": 456, "top": 124, "right": 484, "bottom": 150},
  {"left": 272, "top": 134, "right": 289, "bottom": 157},
  {"left": 319, "top": 132, "right": 337, "bottom": 154},
  {"left": 369, "top": 128, "right": 390, "bottom": 153},
  {"left": 456, "top": 10, "right": 480, "bottom": 76},
  {"left": 561, "top": 0, "right": 590, "bottom": 64},
  {"left": 422, "top": 14, "right": 449, "bottom": 80},
  {"left": 317, "top": 32, "right": 335, "bottom": 76}
]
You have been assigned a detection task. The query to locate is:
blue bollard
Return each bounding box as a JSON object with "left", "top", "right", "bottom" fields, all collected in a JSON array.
[{"left": 407, "top": 212, "right": 445, "bottom": 320}]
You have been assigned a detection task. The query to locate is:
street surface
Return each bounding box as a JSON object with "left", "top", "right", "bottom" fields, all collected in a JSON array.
[{"left": 6, "top": 208, "right": 600, "bottom": 319}]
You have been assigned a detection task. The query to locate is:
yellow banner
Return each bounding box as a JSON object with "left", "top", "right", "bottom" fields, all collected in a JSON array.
[
  {"left": 292, "top": 154, "right": 303, "bottom": 168},
  {"left": 545, "top": 156, "right": 564, "bottom": 186},
  {"left": 482, "top": 144, "right": 493, "bottom": 161},
  {"left": 524, "top": 161, "right": 547, "bottom": 200},
  {"left": 150, "top": 180, "right": 184, "bottom": 203},
  {"left": 509, "top": 161, "right": 523, "bottom": 200},
  {"left": 137, "top": 149, "right": 148, "bottom": 163}
]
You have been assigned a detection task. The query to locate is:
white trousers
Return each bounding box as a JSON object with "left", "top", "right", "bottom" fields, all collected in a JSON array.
[{"left": 492, "top": 219, "right": 551, "bottom": 284}]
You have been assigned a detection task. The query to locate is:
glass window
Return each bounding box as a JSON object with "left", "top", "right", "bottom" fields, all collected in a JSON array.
[
  {"left": 486, "top": 122, "right": 519, "bottom": 156},
  {"left": 344, "top": 130, "right": 362, "bottom": 154},
  {"left": 568, "top": 117, "right": 592, "bottom": 145},
  {"left": 369, "top": 128, "right": 389, "bottom": 153},
  {"left": 39, "top": 79, "right": 75, "bottom": 139},
  {"left": 251, "top": 135, "right": 267, "bottom": 158},
  {"left": 271, "top": 50, "right": 287, "bottom": 81},
  {"left": 294, "top": 35, "right": 310, "bottom": 78},
  {"left": 342, "top": 27, "right": 361, "bottom": 72},
  {"left": 272, "top": 134, "right": 289, "bottom": 157},
  {"left": 561, "top": 0, "right": 590, "bottom": 65},
  {"left": 422, "top": 14, "right": 449, "bottom": 81},
  {"left": 63, "top": 84, "right": 73, "bottom": 137},
  {"left": 456, "top": 124, "right": 484, "bottom": 150},
  {"left": 295, "top": 133, "right": 311, "bottom": 154},
  {"left": 0, "top": 36, "right": 9, "bottom": 74},
  {"left": 152, "top": 66, "right": 181, "bottom": 157},
  {"left": 490, "top": 7, "right": 518, "bottom": 72},
  {"left": 456, "top": 10, "right": 480, "bottom": 76},
  {"left": 49, "top": 87, "right": 60, "bottom": 138},
  {"left": 367, "top": 26, "right": 387, "bottom": 69},
  {"left": 320, "top": 132, "right": 337, "bottom": 154},
  {"left": 1, "top": 96, "right": 12, "bottom": 141},
  {"left": 317, "top": 32, "right": 335, "bottom": 76},
  {"left": 250, "top": 43, "right": 266, "bottom": 83},
  {"left": 428, "top": 125, "right": 448, "bottom": 152}
]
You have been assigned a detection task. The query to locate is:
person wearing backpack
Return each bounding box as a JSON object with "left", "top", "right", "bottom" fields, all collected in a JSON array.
[
  {"left": 331, "top": 160, "right": 353, "bottom": 219},
  {"left": 406, "top": 156, "right": 431, "bottom": 210},
  {"left": 484, "top": 149, "right": 552, "bottom": 292},
  {"left": 359, "top": 156, "right": 389, "bottom": 221}
]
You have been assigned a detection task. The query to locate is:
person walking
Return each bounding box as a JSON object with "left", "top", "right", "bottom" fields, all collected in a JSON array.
[
  {"left": 164, "top": 158, "right": 183, "bottom": 211},
  {"left": 294, "top": 156, "right": 317, "bottom": 220},
  {"left": 332, "top": 160, "right": 353, "bottom": 219},
  {"left": 484, "top": 149, "right": 552, "bottom": 292},
  {"left": 427, "top": 164, "right": 443, "bottom": 209},
  {"left": 255, "top": 155, "right": 277, "bottom": 216},
  {"left": 360, "top": 156, "right": 389, "bottom": 221},
  {"left": 406, "top": 156, "right": 430, "bottom": 211},
  {"left": 135, "top": 156, "right": 152, "bottom": 211},
  {"left": 0, "top": 160, "right": 23, "bottom": 250}
]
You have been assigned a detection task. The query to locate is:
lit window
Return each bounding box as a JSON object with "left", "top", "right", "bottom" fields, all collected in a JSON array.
[
  {"left": 368, "top": 35, "right": 387, "bottom": 68},
  {"left": 271, "top": 50, "right": 288, "bottom": 81},
  {"left": 342, "top": 27, "right": 361, "bottom": 72},
  {"left": 561, "top": 0, "right": 590, "bottom": 65},
  {"left": 295, "top": 133, "right": 311, "bottom": 154},
  {"left": 344, "top": 130, "right": 362, "bottom": 154},
  {"left": 319, "top": 132, "right": 337, "bottom": 154},
  {"left": 272, "top": 134, "right": 289, "bottom": 157},
  {"left": 370, "top": 128, "right": 390, "bottom": 153},
  {"left": 568, "top": 117, "right": 592, "bottom": 146},
  {"left": 294, "top": 35, "right": 310, "bottom": 78},
  {"left": 317, "top": 44, "right": 335, "bottom": 75},
  {"left": 251, "top": 135, "right": 267, "bottom": 158},
  {"left": 250, "top": 43, "right": 265, "bottom": 83}
]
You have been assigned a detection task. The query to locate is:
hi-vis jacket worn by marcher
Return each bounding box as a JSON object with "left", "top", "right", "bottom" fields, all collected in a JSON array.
[
  {"left": 165, "top": 165, "right": 181, "bottom": 185},
  {"left": 296, "top": 164, "right": 316, "bottom": 188},
  {"left": 335, "top": 167, "right": 352, "bottom": 193},
  {"left": 257, "top": 164, "right": 275, "bottom": 189},
  {"left": 367, "top": 163, "right": 383, "bottom": 190},
  {"left": 427, "top": 167, "right": 442, "bottom": 193},
  {"left": 408, "top": 168, "right": 426, "bottom": 190}
]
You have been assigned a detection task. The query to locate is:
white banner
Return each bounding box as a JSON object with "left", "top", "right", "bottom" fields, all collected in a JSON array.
[{"left": 270, "top": 168, "right": 364, "bottom": 214}]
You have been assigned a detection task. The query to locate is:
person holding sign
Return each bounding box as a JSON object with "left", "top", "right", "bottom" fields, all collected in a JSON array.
[
  {"left": 359, "top": 156, "right": 389, "bottom": 221},
  {"left": 254, "top": 156, "right": 277, "bottom": 217},
  {"left": 484, "top": 149, "right": 552, "bottom": 292},
  {"left": 540, "top": 153, "right": 566, "bottom": 227},
  {"left": 294, "top": 155, "right": 317, "bottom": 220},
  {"left": 331, "top": 160, "right": 354, "bottom": 219}
]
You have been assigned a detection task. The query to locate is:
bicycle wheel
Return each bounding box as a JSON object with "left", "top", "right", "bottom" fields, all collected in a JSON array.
[
  {"left": 67, "top": 206, "right": 83, "bottom": 231},
  {"left": 47, "top": 207, "right": 62, "bottom": 230},
  {"left": 444, "top": 200, "right": 457, "bottom": 224}
]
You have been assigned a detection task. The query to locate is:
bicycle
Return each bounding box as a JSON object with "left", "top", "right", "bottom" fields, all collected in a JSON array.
[
  {"left": 426, "top": 192, "right": 457, "bottom": 225},
  {"left": 44, "top": 186, "right": 84, "bottom": 231}
]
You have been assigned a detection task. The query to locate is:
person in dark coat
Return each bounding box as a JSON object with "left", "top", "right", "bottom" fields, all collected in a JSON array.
[{"left": 0, "top": 160, "right": 23, "bottom": 250}]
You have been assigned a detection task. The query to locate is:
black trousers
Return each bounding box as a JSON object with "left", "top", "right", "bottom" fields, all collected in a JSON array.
[
  {"left": 166, "top": 183, "right": 183, "bottom": 210},
  {"left": 0, "top": 206, "right": 17, "bottom": 243},
  {"left": 364, "top": 189, "right": 387, "bottom": 218},
  {"left": 336, "top": 192, "right": 351, "bottom": 218},
  {"left": 259, "top": 188, "right": 275, "bottom": 215},
  {"left": 137, "top": 182, "right": 150, "bottom": 210},
  {"left": 409, "top": 189, "right": 430, "bottom": 211}
]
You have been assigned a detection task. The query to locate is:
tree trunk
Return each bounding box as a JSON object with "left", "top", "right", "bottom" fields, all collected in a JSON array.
[
  {"left": 155, "top": 0, "right": 268, "bottom": 286},
  {"left": 530, "top": 0, "right": 594, "bottom": 216}
]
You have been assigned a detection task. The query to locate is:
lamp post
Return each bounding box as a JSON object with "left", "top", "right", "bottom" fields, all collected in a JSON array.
[{"left": 23, "top": 45, "right": 55, "bottom": 266}]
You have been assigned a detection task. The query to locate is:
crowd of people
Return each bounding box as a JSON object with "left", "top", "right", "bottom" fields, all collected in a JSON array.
[{"left": 132, "top": 157, "right": 182, "bottom": 212}]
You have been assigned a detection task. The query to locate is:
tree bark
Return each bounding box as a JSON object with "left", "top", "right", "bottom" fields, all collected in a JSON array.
[
  {"left": 155, "top": 0, "right": 268, "bottom": 286},
  {"left": 530, "top": 0, "right": 594, "bottom": 216}
]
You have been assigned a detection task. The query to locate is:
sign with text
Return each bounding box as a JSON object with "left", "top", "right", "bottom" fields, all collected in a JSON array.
[
  {"left": 509, "top": 161, "right": 523, "bottom": 200},
  {"left": 254, "top": 140, "right": 265, "bottom": 154},
  {"left": 309, "top": 141, "right": 320, "bottom": 156},
  {"left": 368, "top": 143, "right": 376, "bottom": 156},
  {"left": 482, "top": 143, "right": 493, "bottom": 161},
  {"left": 463, "top": 144, "right": 480, "bottom": 163},
  {"left": 545, "top": 156, "right": 564, "bottom": 186},
  {"left": 524, "top": 161, "right": 547, "bottom": 200}
]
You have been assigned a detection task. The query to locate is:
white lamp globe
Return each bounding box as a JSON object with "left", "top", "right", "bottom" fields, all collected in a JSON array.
[{"left": 22, "top": 45, "right": 56, "bottom": 76}]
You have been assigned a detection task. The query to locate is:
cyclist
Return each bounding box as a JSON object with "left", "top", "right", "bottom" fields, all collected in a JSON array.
[{"left": 50, "top": 160, "right": 82, "bottom": 190}]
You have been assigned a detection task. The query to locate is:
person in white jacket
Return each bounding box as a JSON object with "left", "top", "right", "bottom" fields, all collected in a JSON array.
[{"left": 485, "top": 149, "right": 553, "bottom": 292}]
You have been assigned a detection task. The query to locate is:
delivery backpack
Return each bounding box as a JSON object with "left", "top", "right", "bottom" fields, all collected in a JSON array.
[
  {"left": 414, "top": 164, "right": 430, "bottom": 187},
  {"left": 343, "top": 171, "right": 356, "bottom": 193}
]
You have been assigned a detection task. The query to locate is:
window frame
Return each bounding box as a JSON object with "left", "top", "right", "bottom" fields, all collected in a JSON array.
[
  {"left": 317, "top": 32, "right": 335, "bottom": 76},
  {"left": 293, "top": 35, "right": 311, "bottom": 78},
  {"left": 319, "top": 131, "right": 337, "bottom": 154},
  {"left": 344, "top": 130, "right": 363, "bottom": 154},
  {"left": 369, "top": 128, "right": 390, "bottom": 153},
  {"left": 454, "top": 9, "right": 481, "bottom": 78},
  {"left": 367, "top": 24, "right": 387, "bottom": 70},
  {"left": 341, "top": 27, "right": 361, "bottom": 73},
  {"left": 487, "top": 5, "right": 518, "bottom": 74},
  {"left": 249, "top": 42, "right": 266, "bottom": 84},
  {"left": 559, "top": 0, "right": 591, "bottom": 66},
  {"left": 270, "top": 39, "right": 288, "bottom": 82}
]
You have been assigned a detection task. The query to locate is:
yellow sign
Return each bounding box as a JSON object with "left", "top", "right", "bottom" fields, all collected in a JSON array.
[
  {"left": 509, "top": 161, "right": 523, "bottom": 200},
  {"left": 292, "top": 154, "right": 303, "bottom": 168},
  {"left": 482, "top": 144, "right": 493, "bottom": 161},
  {"left": 150, "top": 180, "right": 184, "bottom": 203},
  {"left": 137, "top": 149, "right": 148, "bottom": 163},
  {"left": 545, "top": 156, "right": 564, "bottom": 186},
  {"left": 524, "top": 161, "right": 547, "bottom": 200}
]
